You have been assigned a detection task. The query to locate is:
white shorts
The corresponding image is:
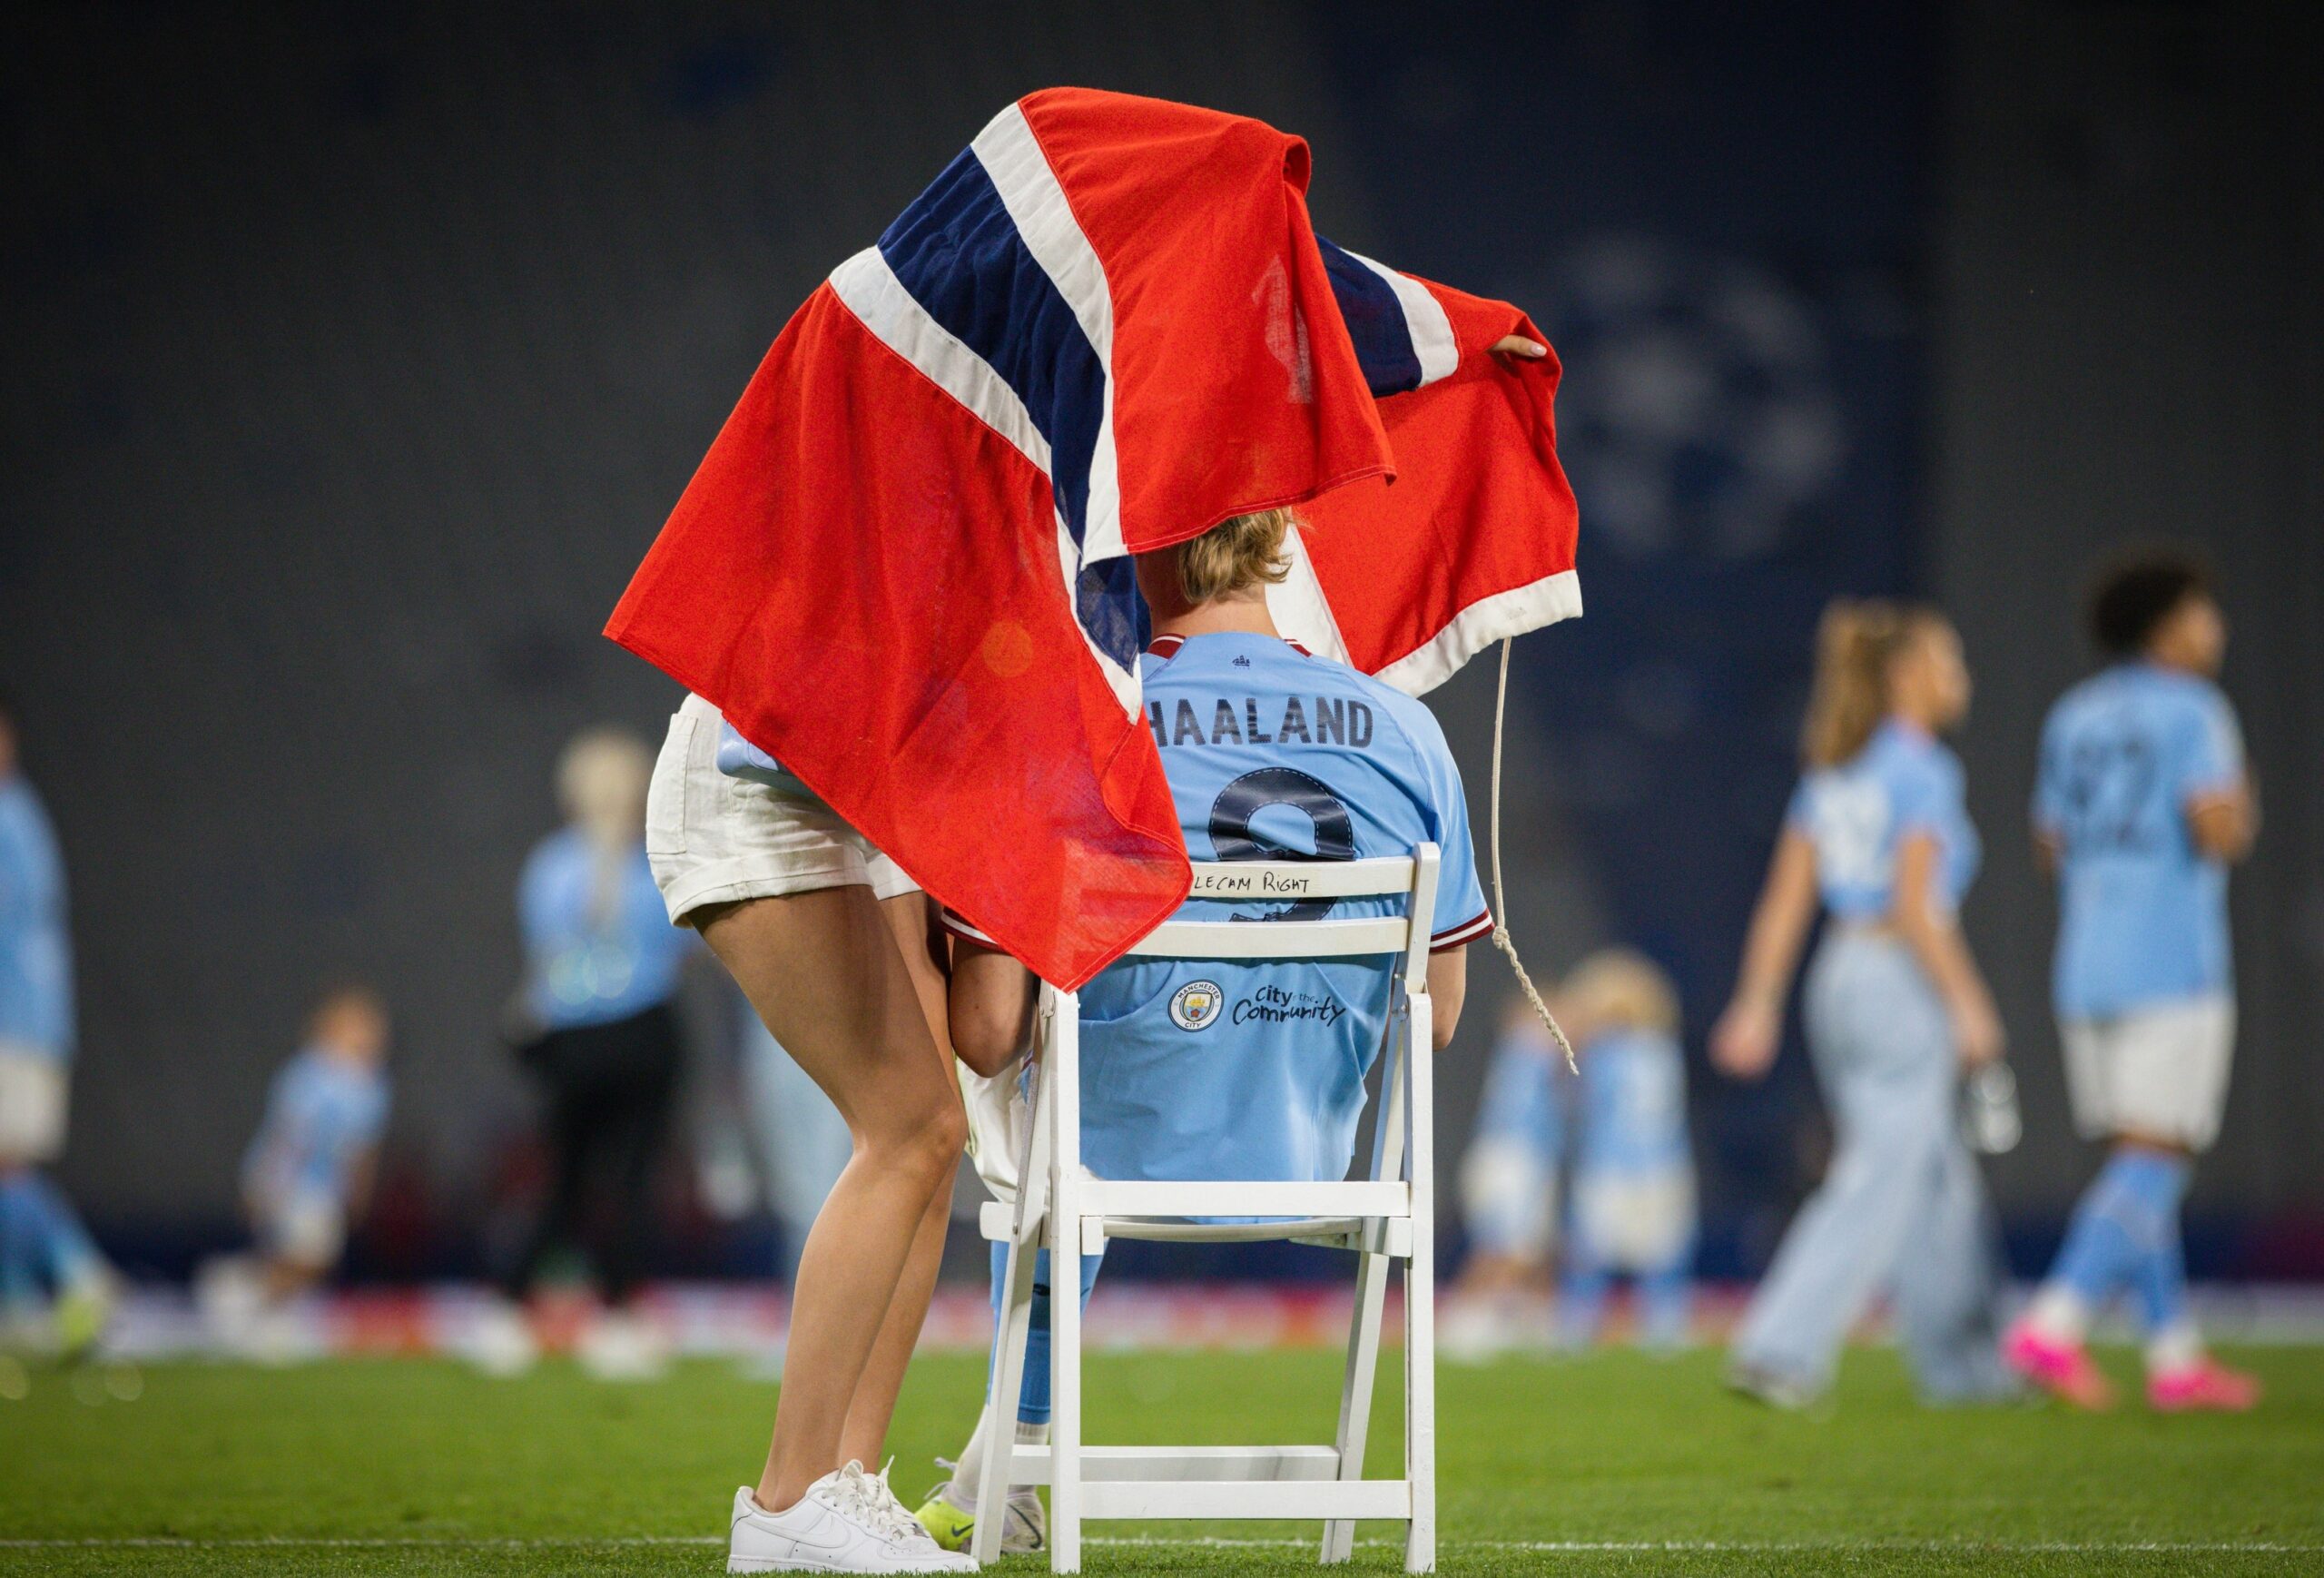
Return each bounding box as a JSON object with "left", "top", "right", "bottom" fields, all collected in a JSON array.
[
  {"left": 0, "top": 1046, "right": 68, "bottom": 1163},
  {"left": 2062, "top": 995, "right": 2235, "bottom": 1152},
  {"left": 259, "top": 1188, "right": 348, "bottom": 1269},
  {"left": 646, "top": 695, "right": 918, "bottom": 925},
  {"left": 1572, "top": 1169, "right": 1695, "bottom": 1271},
  {"left": 1458, "top": 1137, "right": 1558, "bottom": 1263}
]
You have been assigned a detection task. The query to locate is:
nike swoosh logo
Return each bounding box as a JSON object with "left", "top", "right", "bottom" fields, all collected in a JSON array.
[{"left": 779, "top": 1508, "right": 855, "bottom": 1553}]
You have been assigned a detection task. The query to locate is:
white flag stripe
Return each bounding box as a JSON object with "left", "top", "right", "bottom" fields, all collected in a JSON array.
[
  {"left": 828, "top": 248, "right": 1138, "bottom": 719},
  {"left": 1374, "top": 569, "right": 1583, "bottom": 697},
  {"left": 828, "top": 249, "right": 1052, "bottom": 475},
  {"left": 1346, "top": 248, "right": 1459, "bottom": 389},
  {"left": 1264, "top": 523, "right": 1354, "bottom": 665},
  {"left": 1057, "top": 513, "right": 1143, "bottom": 715},
  {"left": 971, "top": 103, "right": 1128, "bottom": 567}
]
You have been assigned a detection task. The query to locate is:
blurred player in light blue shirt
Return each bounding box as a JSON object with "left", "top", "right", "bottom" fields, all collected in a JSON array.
[
  {"left": 240, "top": 986, "right": 391, "bottom": 1288},
  {"left": 1452, "top": 952, "right": 1696, "bottom": 1356},
  {"left": 1553, "top": 951, "right": 1695, "bottom": 1350},
  {"left": 486, "top": 728, "right": 694, "bottom": 1379},
  {"left": 0, "top": 694, "right": 114, "bottom": 1356},
  {"left": 1712, "top": 602, "right": 2014, "bottom": 1408},
  {"left": 2008, "top": 552, "right": 2260, "bottom": 1412},
  {"left": 1453, "top": 1004, "right": 1568, "bottom": 1315},
  {"left": 918, "top": 508, "right": 1485, "bottom": 1553}
]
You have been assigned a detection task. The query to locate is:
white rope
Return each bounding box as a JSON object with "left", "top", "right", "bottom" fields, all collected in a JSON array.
[{"left": 1488, "top": 637, "right": 1577, "bottom": 1072}]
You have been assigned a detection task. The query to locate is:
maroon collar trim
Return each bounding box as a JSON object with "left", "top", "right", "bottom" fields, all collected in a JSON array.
[{"left": 1143, "top": 635, "right": 1315, "bottom": 659}]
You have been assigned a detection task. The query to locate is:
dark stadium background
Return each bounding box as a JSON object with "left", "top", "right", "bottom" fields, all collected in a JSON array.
[{"left": 1, "top": 1, "right": 2316, "bottom": 1286}]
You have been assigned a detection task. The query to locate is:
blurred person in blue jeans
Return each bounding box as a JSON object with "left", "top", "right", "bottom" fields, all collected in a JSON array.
[
  {"left": 474, "top": 726, "right": 694, "bottom": 1380},
  {"left": 0, "top": 690, "right": 115, "bottom": 1359}
]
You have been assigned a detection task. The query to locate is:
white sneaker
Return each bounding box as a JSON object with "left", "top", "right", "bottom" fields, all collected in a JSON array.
[
  {"left": 729, "top": 1462, "right": 976, "bottom": 1573},
  {"left": 462, "top": 1298, "right": 539, "bottom": 1378},
  {"left": 577, "top": 1308, "right": 670, "bottom": 1381}
]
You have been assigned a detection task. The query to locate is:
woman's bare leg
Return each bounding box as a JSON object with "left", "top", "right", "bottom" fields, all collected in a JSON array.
[
  {"left": 838, "top": 893, "right": 961, "bottom": 1465},
  {"left": 698, "top": 886, "right": 967, "bottom": 1511}
]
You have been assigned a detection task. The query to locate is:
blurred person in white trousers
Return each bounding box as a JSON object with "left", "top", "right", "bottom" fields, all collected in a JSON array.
[{"left": 1712, "top": 602, "right": 2015, "bottom": 1408}]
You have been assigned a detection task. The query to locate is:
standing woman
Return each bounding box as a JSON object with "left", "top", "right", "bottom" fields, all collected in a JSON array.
[
  {"left": 1710, "top": 602, "right": 2015, "bottom": 1407},
  {"left": 653, "top": 712, "right": 972, "bottom": 1573}
]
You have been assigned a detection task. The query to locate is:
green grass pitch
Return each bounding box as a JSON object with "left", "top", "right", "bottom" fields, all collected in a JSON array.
[{"left": 3, "top": 1345, "right": 2319, "bottom": 1574}]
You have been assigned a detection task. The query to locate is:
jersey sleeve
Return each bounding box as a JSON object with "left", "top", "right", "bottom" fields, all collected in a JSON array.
[
  {"left": 2171, "top": 689, "right": 2244, "bottom": 804},
  {"left": 1887, "top": 750, "right": 1947, "bottom": 838},
  {"left": 1392, "top": 697, "right": 1492, "bottom": 950}
]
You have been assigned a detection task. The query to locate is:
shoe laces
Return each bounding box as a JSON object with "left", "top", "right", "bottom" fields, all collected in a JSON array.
[{"left": 825, "top": 1460, "right": 925, "bottom": 1546}]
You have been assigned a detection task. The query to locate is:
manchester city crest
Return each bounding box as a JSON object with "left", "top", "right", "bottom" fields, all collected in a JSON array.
[{"left": 1168, "top": 980, "right": 1224, "bottom": 1031}]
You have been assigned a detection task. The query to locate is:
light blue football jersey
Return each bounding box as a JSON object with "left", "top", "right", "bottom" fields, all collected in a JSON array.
[
  {"left": 518, "top": 828, "right": 691, "bottom": 1029},
  {"left": 242, "top": 1046, "right": 390, "bottom": 1201},
  {"left": 1785, "top": 718, "right": 1980, "bottom": 922},
  {"left": 1472, "top": 1019, "right": 1566, "bottom": 1165},
  {"left": 1053, "top": 632, "right": 1490, "bottom": 1188},
  {"left": 1573, "top": 1027, "right": 1690, "bottom": 1179},
  {"left": 0, "top": 776, "right": 72, "bottom": 1062},
  {"left": 2034, "top": 663, "right": 2242, "bottom": 1019},
  {"left": 716, "top": 722, "right": 827, "bottom": 805}
]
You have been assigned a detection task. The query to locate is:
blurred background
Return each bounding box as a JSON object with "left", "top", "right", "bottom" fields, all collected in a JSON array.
[{"left": 1, "top": 0, "right": 2316, "bottom": 1321}]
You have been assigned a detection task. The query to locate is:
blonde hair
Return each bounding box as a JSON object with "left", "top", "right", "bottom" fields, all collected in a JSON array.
[
  {"left": 1800, "top": 599, "right": 1944, "bottom": 767},
  {"left": 556, "top": 726, "right": 653, "bottom": 848},
  {"left": 1173, "top": 508, "right": 1294, "bottom": 603},
  {"left": 1560, "top": 949, "right": 1680, "bottom": 1036}
]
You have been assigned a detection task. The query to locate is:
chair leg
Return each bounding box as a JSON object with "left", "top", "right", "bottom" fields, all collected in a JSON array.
[
  {"left": 1051, "top": 1235, "right": 1083, "bottom": 1571},
  {"left": 970, "top": 1232, "right": 1039, "bottom": 1566},
  {"left": 1403, "top": 1208, "right": 1436, "bottom": 1571},
  {"left": 1321, "top": 1247, "right": 1390, "bottom": 1563}
]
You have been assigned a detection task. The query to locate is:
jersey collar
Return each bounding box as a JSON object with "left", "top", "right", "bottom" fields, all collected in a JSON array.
[{"left": 1144, "top": 633, "right": 1312, "bottom": 660}]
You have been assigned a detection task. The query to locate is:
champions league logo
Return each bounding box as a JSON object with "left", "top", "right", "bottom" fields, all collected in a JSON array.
[
  {"left": 1540, "top": 235, "right": 1846, "bottom": 566},
  {"left": 1168, "top": 980, "right": 1225, "bottom": 1031}
]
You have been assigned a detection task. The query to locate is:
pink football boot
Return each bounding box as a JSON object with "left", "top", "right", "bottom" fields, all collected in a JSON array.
[
  {"left": 2147, "top": 1359, "right": 2261, "bottom": 1413},
  {"left": 2003, "top": 1318, "right": 2115, "bottom": 1410}
]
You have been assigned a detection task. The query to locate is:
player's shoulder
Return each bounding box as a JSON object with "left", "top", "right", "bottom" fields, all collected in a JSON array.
[
  {"left": 2047, "top": 668, "right": 2112, "bottom": 725},
  {"left": 0, "top": 777, "right": 54, "bottom": 845},
  {"left": 522, "top": 824, "right": 586, "bottom": 881},
  {"left": 1872, "top": 718, "right": 1952, "bottom": 784},
  {"left": 1320, "top": 660, "right": 1449, "bottom": 762},
  {"left": 2151, "top": 666, "right": 2233, "bottom": 720}
]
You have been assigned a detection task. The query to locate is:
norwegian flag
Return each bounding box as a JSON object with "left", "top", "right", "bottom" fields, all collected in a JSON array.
[{"left": 606, "top": 88, "right": 1579, "bottom": 988}]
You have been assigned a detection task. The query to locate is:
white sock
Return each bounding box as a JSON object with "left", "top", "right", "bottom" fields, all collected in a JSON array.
[
  {"left": 949, "top": 1405, "right": 993, "bottom": 1512},
  {"left": 2026, "top": 1284, "right": 2089, "bottom": 1345},
  {"left": 2146, "top": 1321, "right": 2203, "bottom": 1376},
  {"left": 950, "top": 1408, "right": 1048, "bottom": 1515}
]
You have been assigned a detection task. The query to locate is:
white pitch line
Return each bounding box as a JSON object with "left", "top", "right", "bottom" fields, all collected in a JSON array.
[{"left": 3, "top": 1535, "right": 2319, "bottom": 1553}]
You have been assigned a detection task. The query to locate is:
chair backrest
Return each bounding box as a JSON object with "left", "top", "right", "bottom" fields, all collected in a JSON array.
[
  {"left": 1123, "top": 846, "right": 1442, "bottom": 994},
  {"left": 1055, "top": 843, "right": 1442, "bottom": 1185}
]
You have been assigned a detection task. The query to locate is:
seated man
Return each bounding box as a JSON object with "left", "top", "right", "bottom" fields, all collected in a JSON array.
[{"left": 915, "top": 506, "right": 1488, "bottom": 1554}]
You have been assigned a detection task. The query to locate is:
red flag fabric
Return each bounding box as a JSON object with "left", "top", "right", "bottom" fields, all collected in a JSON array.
[{"left": 606, "top": 88, "right": 1579, "bottom": 988}]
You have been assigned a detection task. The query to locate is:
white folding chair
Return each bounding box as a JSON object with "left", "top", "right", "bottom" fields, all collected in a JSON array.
[{"left": 971, "top": 845, "right": 1442, "bottom": 1573}]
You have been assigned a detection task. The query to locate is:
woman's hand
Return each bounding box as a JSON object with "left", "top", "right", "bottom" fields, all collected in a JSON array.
[
  {"left": 1711, "top": 995, "right": 1781, "bottom": 1080},
  {"left": 1492, "top": 334, "right": 1548, "bottom": 359},
  {"left": 1949, "top": 990, "right": 2005, "bottom": 1070}
]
